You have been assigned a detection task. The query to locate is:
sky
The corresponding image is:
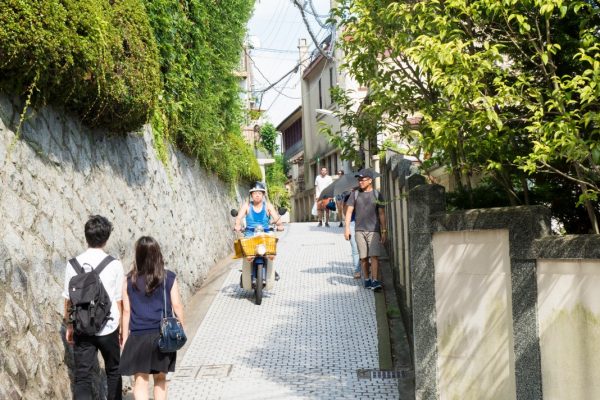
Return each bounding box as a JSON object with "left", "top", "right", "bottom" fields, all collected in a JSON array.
[{"left": 246, "top": 0, "right": 332, "bottom": 127}]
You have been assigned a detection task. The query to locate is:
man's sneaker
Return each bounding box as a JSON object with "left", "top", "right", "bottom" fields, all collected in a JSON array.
[
  {"left": 371, "top": 280, "right": 382, "bottom": 292},
  {"left": 364, "top": 279, "right": 372, "bottom": 289},
  {"left": 325, "top": 222, "right": 330, "bottom": 227},
  {"left": 317, "top": 221, "right": 322, "bottom": 227},
  {"left": 338, "top": 222, "right": 343, "bottom": 227}
]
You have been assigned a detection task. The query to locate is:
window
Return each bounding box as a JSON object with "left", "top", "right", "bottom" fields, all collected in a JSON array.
[
  {"left": 318, "top": 78, "right": 323, "bottom": 109},
  {"left": 333, "top": 153, "right": 338, "bottom": 173},
  {"left": 329, "top": 67, "right": 334, "bottom": 89},
  {"left": 329, "top": 67, "right": 335, "bottom": 106}
]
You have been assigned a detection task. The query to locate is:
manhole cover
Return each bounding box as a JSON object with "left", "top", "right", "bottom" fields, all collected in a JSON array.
[
  {"left": 174, "top": 366, "right": 198, "bottom": 379},
  {"left": 197, "top": 364, "right": 233, "bottom": 379}
]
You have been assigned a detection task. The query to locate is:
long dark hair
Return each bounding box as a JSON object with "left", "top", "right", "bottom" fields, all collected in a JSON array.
[{"left": 129, "top": 236, "right": 165, "bottom": 295}]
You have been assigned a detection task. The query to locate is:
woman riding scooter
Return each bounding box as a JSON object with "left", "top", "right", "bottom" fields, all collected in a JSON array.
[
  {"left": 234, "top": 182, "right": 284, "bottom": 286},
  {"left": 234, "top": 182, "right": 284, "bottom": 236}
]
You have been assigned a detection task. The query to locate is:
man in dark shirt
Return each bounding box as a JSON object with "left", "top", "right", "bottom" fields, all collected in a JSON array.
[{"left": 344, "top": 168, "right": 387, "bottom": 291}]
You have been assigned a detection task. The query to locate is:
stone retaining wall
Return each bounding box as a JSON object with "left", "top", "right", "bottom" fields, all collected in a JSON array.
[{"left": 0, "top": 95, "right": 240, "bottom": 399}]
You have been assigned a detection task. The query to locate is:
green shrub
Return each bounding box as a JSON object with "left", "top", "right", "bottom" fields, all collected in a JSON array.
[
  {"left": 266, "top": 155, "right": 290, "bottom": 209},
  {"left": 0, "top": 0, "right": 260, "bottom": 184},
  {"left": 0, "top": 0, "right": 161, "bottom": 132}
]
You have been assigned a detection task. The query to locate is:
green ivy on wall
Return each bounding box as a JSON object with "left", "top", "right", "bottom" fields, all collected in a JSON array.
[
  {"left": 0, "top": 0, "right": 161, "bottom": 132},
  {"left": 0, "top": 0, "right": 260, "bottom": 184}
]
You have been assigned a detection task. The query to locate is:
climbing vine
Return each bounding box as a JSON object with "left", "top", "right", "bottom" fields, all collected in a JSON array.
[{"left": 0, "top": 0, "right": 260, "bottom": 184}]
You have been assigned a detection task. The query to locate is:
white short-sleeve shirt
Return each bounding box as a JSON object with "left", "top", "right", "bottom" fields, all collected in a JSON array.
[
  {"left": 315, "top": 174, "right": 333, "bottom": 198},
  {"left": 63, "top": 248, "right": 125, "bottom": 336}
]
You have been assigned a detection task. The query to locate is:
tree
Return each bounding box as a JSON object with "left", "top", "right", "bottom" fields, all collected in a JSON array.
[
  {"left": 266, "top": 155, "right": 290, "bottom": 209},
  {"left": 260, "top": 122, "right": 278, "bottom": 156},
  {"left": 332, "top": 0, "right": 600, "bottom": 232}
]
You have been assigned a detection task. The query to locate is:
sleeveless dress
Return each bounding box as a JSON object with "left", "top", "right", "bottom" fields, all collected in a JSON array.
[{"left": 119, "top": 271, "right": 177, "bottom": 375}]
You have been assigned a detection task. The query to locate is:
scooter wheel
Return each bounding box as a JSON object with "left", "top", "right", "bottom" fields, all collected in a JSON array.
[{"left": 255, "top": 266, "right": 263, "bottom": 305}]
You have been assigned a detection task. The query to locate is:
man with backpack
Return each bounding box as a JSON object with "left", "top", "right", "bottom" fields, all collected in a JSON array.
[
  {"left": 62, "top": 215, "right": 124, "bottom": 399},
  {"left": 344, "top": 168, "right": 387, "bottom": 292}
]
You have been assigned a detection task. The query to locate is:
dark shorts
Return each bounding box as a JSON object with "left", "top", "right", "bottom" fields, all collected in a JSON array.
[{"left": 119, "top": 331, "right": 176, "bottom": 376}]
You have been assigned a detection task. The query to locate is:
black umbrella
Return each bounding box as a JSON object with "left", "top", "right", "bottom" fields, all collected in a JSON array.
[{"left": 318, "top": 174, "right": 358, "bottom": 199}]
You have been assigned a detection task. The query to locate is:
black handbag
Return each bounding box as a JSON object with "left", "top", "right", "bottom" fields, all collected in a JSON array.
[
  {"left": 157, "top": 279, "right": 187, "bottom": 353},
  {"left": 326, "top": 198, "right": 337, "bottom": 211}
]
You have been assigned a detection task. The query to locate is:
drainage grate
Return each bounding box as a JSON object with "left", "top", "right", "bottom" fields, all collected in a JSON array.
[{"left": 357, "top": 369, "right": 412, "bottom": 380}]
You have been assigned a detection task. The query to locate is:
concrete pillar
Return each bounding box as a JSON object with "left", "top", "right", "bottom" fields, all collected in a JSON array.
[
  {"left": 407, "top": 182, "right": 445, "bottom": 400},
  {"left": 372, "top": 154, "right": 380, "bottom": 189}
]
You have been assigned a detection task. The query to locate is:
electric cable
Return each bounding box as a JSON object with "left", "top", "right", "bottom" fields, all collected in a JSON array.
[
  {"left": 266, "top": 72, "right": 297, "bottom": 111},
  {"left": 291, "top": 0, "right": 332, "bottom": 61}
]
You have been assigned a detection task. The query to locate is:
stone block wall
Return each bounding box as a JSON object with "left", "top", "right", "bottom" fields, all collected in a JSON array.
[{"left": 0, "top": 95, "right": 241, "bottom": 399}]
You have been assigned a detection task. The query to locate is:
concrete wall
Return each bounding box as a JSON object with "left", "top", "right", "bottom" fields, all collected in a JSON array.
[
  {"left": 433, "top": 230, "right": 516, "bottom": 400},
  {"left": 537, "top": 259, "right": 600, "bottom": 399},
  {"left": 380, "top": 151, "right": 600, "bottom": 400},
  {"left": 0, "top": 94, "right": 241, "bottom": 399}
]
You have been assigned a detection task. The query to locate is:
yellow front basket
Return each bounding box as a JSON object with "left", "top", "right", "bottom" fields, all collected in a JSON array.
[{"left": 233, "top": 234, "right": 278, "bottom": 258}]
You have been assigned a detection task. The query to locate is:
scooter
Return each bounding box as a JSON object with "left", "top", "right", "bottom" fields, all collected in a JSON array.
[{"left": 230, "top": 208, "right": 286, "bottom": 305}]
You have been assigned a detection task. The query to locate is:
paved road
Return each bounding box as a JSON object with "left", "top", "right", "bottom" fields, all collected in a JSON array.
[{"left": 168, "top": 223, "right": 400, "bottom": 399}]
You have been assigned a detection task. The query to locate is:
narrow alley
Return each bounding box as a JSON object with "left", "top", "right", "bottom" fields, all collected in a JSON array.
[{"left": 168, "top": 223, "right": 400, "bottom": 399}]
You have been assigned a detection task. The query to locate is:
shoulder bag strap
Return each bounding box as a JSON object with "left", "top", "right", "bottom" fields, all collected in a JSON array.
[
  {"left": 69, "top": 258, "right": 85, "bottom": 275},
  {"left": 163, "top": 273, "right": 176, "bottom": 319},
  {"left": 94, "top": 255, "right": 115, "bottom": 275},
  {"left": 163, "top": 276, "right": 169, "bottom": 319}
]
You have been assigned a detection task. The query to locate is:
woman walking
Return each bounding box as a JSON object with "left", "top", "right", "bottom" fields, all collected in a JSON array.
[{"left": 120, "top": 236, "right": 184, "bottom": 400}]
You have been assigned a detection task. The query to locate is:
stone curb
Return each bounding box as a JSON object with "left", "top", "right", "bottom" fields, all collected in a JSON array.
[{"left": 379, "top": 256, "right": 416, "bottom": 399}]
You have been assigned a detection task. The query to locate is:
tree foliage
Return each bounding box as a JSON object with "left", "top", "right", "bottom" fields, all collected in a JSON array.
[
  {"left": 260, "top": 122, "right": 278, "bottom": 156},
  {"left": 266, "top": 155, "right": 290, "bottom": 209},
  {"left": 332, "top": 0, "right": 600, "bottom": 232}
]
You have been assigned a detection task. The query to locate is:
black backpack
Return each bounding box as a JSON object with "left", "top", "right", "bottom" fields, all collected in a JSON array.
[{"left": 68, "top": 255, "right": 114, "bottom": 336}]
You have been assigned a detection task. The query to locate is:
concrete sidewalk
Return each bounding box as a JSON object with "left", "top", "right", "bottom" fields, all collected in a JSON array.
[{"left": 167, "top": 223, "right": 400, "bottom": 399}]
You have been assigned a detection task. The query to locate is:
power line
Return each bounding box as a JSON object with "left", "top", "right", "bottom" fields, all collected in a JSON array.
[
  {"left": 245, "top": 48, "right": 304, "bottom": 108},
  {"left": 260, "top": 1, "right": 286, "bottom": 47},
  {"left": 266, "top": 72, "right": 297, "bottom": 111},
  {"left": 253, "top": 47, "right": 299, "bottom": 54},
  {"left": 291, "top": 0, "right": 333, "bottom": 61},
  {"left": 306, "top": 0, "right": 329, "bottom": 27}
]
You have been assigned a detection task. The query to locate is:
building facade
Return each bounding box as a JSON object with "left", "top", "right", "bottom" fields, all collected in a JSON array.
[
  {"left": 290, "top": 36, "right": 367, "bottom": 221},
  {"left": 277, "top": 106, "right": 304, "bottom": 221}
]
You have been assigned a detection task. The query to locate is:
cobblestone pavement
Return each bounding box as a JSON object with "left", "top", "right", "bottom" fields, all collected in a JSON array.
[{"left": 168, "top": 223, "right": 400, "bottom": 399}]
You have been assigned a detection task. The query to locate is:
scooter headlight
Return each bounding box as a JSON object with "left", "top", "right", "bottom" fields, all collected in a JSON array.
[{"left": 255, "top": 243, "right": 267, "bottom": 256}]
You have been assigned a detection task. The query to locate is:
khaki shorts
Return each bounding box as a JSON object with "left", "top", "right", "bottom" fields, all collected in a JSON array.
[{"left": 355, "top": 231, "right": 384, "bottom": 258}]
